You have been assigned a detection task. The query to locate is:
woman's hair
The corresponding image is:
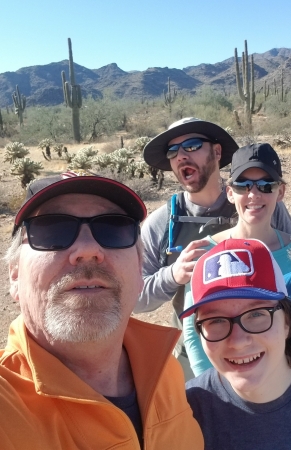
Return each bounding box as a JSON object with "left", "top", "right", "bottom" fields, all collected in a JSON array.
[
  {"left": 195, "top": 297, "right": 291, "bottom": 367},
  {"left": 280, "top": 298, "right": 291, "bottom": 367}
]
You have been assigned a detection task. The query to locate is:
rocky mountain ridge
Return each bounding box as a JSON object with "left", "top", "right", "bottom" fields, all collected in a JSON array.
[{"left": 1, "top": 48, "right": 291, "bottom": 107}]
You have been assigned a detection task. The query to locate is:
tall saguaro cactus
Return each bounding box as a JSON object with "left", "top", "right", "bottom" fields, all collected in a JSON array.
[
  {"left": 61, "top": 38, "right": 82, "bottom": 142},
  {"left": 234, "top": 40, "right": 257, "bottom": 128},
  {"left": 164, "top": 77, "right": 177, "bottom": 114},
  {"left": 12, "top": 85, "right": 26, "bottom": 126}
]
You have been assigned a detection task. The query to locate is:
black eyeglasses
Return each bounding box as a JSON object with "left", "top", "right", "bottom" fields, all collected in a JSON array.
[
  {"left": 231, "top": 179, "right": 282, "bottom": 194},
  {"left": 23, "top": 214, "right": 140, "bottom": 251},
  {"left": 166, "top": 137, "right": 215, "bottom": 159},
  {"left": 196, "top": 305, "right": 283, "bottom": 342}
]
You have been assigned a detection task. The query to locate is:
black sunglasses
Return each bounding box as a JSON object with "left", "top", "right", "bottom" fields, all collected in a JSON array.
[
  {"left": 23, "top": 214, "right": 140, "bottom": 251},
  {"left": 166, "top": 137, "right": 215, "bottom": 159},
  {"left": 231, "top": 179, "right": 282, "bottom": 194}
]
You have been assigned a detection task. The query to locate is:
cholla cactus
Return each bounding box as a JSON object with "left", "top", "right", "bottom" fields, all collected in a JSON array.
[
  {"left": 125, "top": 160, "right": 138, "bottom": 178},
  {"left": 38, "top": 138, "right": 54, "bottom": 160},
  {"left": 53, "top": 144, "right": 64, "bottom": 158},
  {"left": 77, "top": 146, "right": 98, "bottom": 158},
  {"left": 4, "top": 142, "right": 30, "bottom": 163},
  {"left": 134, "top": 136, "right": 151, "bottom": 152},
  {"left": 10, "top": 158, "right": 43, "bottom": 188},
  {"left": 93, "top": 154, "right": 114, "bottom": 170},
  {"left": 135, "top": 161, "right": 150, "bottom": 178},
  {"left": 110, "top": 148, "right": 135, "bottom": 173},
  {"left": 38, "top": 138, "right": 54, "bottom": 150},
  {"left": 67, "top": 153, "right": 93, "bottom": 170}
]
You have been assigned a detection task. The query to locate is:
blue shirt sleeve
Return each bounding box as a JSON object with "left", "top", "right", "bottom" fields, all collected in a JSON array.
[{"left": 183, "top": 283, "right": 212, "bottom": 376}]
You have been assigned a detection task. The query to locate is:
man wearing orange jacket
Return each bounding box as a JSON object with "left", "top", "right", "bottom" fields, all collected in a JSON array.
[{"left": 0, "top": 172, "right": 203, "bottom": 450}]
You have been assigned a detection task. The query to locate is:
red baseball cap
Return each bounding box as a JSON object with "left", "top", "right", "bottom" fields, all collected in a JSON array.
[
  {"left": 13, "top": 171, "right": 147, "bottom": 236},
  {"left": 180, "top": 238, "right": 288, "bottom": 319}
]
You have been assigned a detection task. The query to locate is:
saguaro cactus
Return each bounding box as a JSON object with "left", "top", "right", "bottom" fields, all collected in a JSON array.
[
  {"left": 234, "top": 40, "right": 259, "bottom": 128},
  {"left": 164, "top": 77, "right": 177, "bottom": 113},
  {"left": 61, "top": 38, "right": 82, "bottom": 142},
  {"left": 12, "top": 85, "right": 26, "bottom": 126}
]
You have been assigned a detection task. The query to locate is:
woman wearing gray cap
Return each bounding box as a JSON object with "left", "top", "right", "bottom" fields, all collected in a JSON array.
[{"left": 183, "top": 142, "right": 291, "bottom": 376}]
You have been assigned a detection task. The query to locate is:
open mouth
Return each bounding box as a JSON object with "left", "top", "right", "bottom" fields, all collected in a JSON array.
[
  {"left": 182, "top": 167, "right": 196, "bottom": 180},
  {"left": 226, "top": 352, "right": 263, "bottom": 365}
]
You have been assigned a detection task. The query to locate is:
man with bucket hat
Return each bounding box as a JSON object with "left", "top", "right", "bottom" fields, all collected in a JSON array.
[
  {"left": 134, "top": 117, "right": 291, "bottom": 379},
  {"left": 0, "top": 171, "right": 203, "bottom": 449}
]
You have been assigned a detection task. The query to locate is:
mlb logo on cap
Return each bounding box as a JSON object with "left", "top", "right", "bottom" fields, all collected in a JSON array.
[
  {"left": 204, "top": 249, "right": 254, "bottom": 284},
  {"left": 179, "top": 238, "right": 287, "bottom": 320}
]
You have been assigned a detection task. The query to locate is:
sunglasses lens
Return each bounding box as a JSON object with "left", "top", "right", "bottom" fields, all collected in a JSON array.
[
  {"left": 27, "top": 215, "right": 79, "bottom": 250},
  {"left": 166, "top": 144, "right": 179, "bottom": 159},
  {"left": 25, "top": 214, "right": 138, "bottom": 251},
  {"left": 182, "top": 138, "right": 204, "bottom": 152},
  {"left": 256, "top": 181, "right": 276, "bottom": 193},
  {"left": 166, "top": 138, "right": 207, "bottom": 159},
  {"left": 232, "top": 180, "right": 279, "bottom": 194},
  {"left": 90, "top": 215, "right": 137, "bottom": 249}
]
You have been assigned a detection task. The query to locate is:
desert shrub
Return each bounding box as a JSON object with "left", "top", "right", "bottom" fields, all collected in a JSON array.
[
  {"left": 17, "top": 106, "right": 72, "bottom": 145},
  {"left": 265, "top": 94, "right": 291, "bottom": 118},
  {"left": 194, "top": 87, "right": 233, "bottom": 111},
  {"left": 80, "top": 96, "right": 127, "bottom": 141},
  {"left": 4, "top": 142, "right": 30, "bottom": 163}
]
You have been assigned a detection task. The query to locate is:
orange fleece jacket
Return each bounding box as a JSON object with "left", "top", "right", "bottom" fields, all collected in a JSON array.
[{"left": 0, "top": 315, "right": 204, "bottom": 450}]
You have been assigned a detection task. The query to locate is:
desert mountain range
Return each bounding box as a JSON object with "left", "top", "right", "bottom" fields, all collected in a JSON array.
[{"left": 1, "top": 48, "right": 291, "bottom": 107}]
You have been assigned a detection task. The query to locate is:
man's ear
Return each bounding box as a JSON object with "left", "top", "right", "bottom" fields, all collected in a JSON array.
[
  {"left": 226, "top": 185, "right": 235, "bottom": 204},
  {"left": 213, "top": 143, "right": 222, "bottom": 161},
  {"left": 9, "top": 263, "right": 19, "bottom": 301}
]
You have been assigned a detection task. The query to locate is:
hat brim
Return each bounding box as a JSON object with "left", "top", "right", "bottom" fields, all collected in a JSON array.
[
  {"left": 231, "top": 161, "right": 282, "bottom": 181},
  {"left": 179, "top": 287, "right": 286, "bottom": 319},
  {"left": 14, "top": 176, "right": 147, "bottom": 234},
  {"left": 143, "top": 120, "right": 239, "bottom": 171}
]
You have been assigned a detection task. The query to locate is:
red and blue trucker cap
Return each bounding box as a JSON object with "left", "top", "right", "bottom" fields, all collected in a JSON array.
[
  {"left": 13, "top": 171, "right": 147, "bottom": 236},
  {"left": 180, "top": 238, "right": 287, "bottom": 319}
]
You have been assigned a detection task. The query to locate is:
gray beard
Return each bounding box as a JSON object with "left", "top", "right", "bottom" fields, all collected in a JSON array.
[
  {"left": 44, "top": 265, "right": 122, "bottom": 343},
  {"left": 177, "top": 146, "right": 217, "bottom": 193}
]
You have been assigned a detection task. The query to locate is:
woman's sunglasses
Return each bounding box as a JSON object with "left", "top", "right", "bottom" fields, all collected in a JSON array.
[
  {"left": 23, "top": 214, "right": 139, "bottom": 251},
  {"left": 230, "top": 179, "right": 282, "bottom": 194},
  {"left": 166, "top": 137, "right": 215, "bottom": 159}
]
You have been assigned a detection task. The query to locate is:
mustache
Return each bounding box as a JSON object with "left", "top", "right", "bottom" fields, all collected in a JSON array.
[
  {"left": 177, "top": 161, "right": 200, "bottom": 171},
  {"left": 51, "top": 264, "right": 119, "bottom": 291}
]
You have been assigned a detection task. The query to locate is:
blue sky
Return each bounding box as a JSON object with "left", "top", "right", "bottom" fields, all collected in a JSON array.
[{"left": 1, "top": 0, "right": 291, "bottom": 74}]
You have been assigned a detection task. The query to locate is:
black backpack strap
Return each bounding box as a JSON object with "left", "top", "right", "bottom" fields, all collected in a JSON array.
[{"left": 159, "top": 192, "right": 237, "bottom": 267}]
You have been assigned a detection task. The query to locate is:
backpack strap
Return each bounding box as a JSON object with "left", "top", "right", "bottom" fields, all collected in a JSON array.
[{"left": 159, "top": 192, "right": 237, "bottom": 267}]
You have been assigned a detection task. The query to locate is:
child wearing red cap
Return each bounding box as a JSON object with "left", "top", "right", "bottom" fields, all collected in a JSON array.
[{"left": 183, "top": 238, "right": 291, "bottom": 450}]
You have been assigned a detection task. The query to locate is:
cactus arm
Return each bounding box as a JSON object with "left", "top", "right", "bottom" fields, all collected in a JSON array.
[
  {"left": 65, "top": 82, "right": 72, "bottom": 108},
  {"left": 234, "top": 48, "right": 245, "bottom": 101},
  {"left": 61, "top": 71, "right": 68, "bottom": 106}
]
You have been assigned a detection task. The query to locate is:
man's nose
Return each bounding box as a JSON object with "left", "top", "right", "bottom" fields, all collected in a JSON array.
[
  {"left": 68, "top": 224, "right": 105, "bottom": 265},
  {"left": 176, "top": 145, "right": 190, "bottom": 161}
]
